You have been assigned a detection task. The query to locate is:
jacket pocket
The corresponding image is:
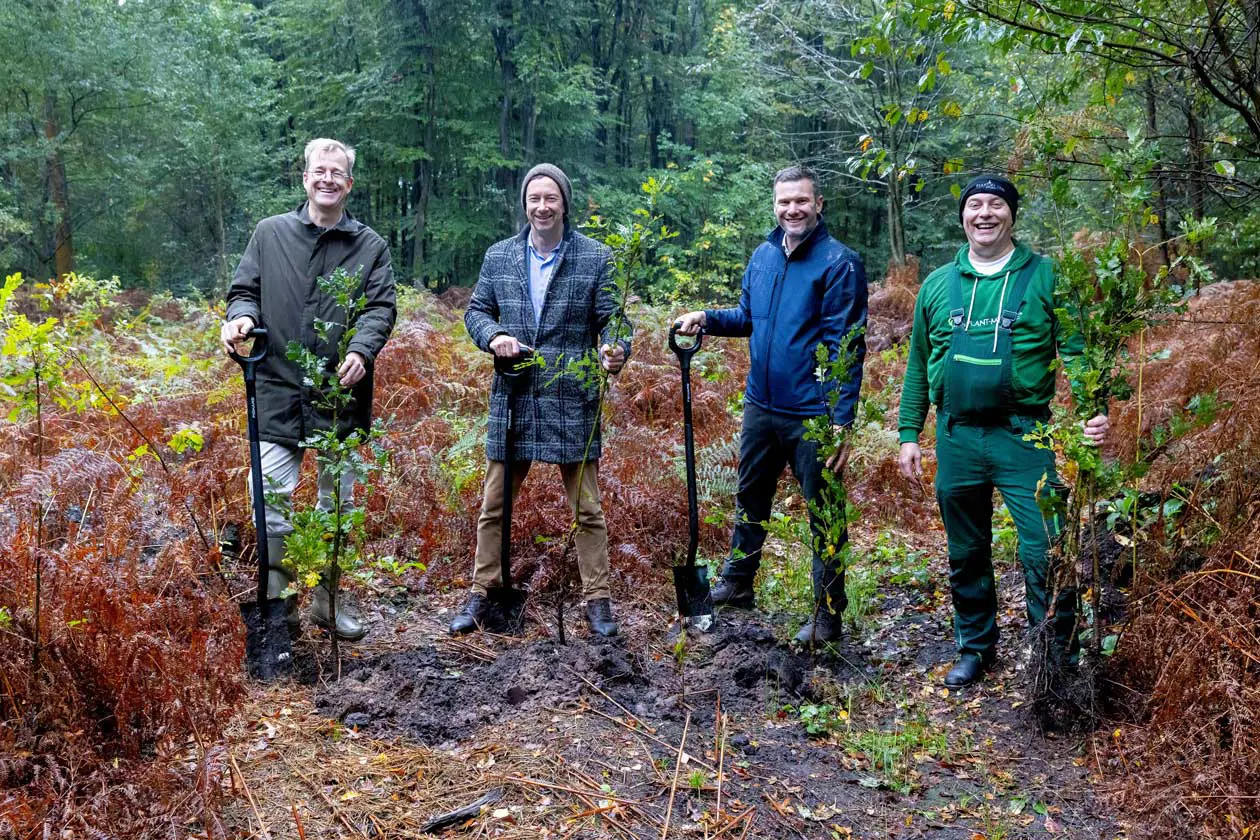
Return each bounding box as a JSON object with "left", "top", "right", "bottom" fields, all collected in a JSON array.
[{"left": 749, "top": 269, "right": 775, "bottom": 318}]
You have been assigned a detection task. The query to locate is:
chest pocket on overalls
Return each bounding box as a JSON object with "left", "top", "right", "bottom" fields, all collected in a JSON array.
[{"left": 941, "top": 260, "right": 1038, "bottom": 422}]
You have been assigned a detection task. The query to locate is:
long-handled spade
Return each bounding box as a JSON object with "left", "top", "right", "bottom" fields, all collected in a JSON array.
[
  {"left": 669, "top": 325, "right": 714, "bottom": 630},
  {"left": 231, "top": 327, "right": 293, "bottom": 680},
  {"left": 487, "top": 348, "right": 537, "bottom": 634}
]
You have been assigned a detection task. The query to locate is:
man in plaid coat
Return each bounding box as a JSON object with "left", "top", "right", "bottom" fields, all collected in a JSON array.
[{"left": 453, "top": 163, "right": 632, "bottom": 638}]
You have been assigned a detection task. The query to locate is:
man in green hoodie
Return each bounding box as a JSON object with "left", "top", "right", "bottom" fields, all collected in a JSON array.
[{"left": 897, "top": 175, "right": 1108, "bottom": 687}]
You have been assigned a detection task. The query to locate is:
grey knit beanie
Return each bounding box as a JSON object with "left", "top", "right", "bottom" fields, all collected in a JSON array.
[{"left": 520, "top": 163, "right": 572, "bottom": 221}]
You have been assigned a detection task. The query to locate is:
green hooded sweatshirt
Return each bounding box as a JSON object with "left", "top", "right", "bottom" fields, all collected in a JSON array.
[{"left": 897, "top": 241, "right": 1083, "bottom": 444}]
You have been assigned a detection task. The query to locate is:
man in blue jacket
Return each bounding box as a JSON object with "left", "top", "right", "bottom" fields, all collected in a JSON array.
[{"left": 675, "top": 166, "right": 867, "bottom": 642}]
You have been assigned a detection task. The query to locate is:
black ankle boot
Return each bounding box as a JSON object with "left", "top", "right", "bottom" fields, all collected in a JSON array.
[
  {"left": 585, "top": 598, "right": 620, "bottom": 637},
  {"left": 449, "top": 593, "right": 490, "bottom": 635},
  {"left": 711, "top": 577, "right": 756, "bottom": 608},
  {"left": 944, "top": 653, "right": 991, "bottom": 687},
  {"left": 794, "top": 609, "right": 842, "bottom": 644}
]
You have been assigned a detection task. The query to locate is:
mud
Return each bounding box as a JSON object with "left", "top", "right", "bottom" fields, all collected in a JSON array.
[
  {"left": 317, "top": 611, "right": 871, "bottom": 747},
  {"left": 240, "top": 599, "right": 294, "bottom": 681}
]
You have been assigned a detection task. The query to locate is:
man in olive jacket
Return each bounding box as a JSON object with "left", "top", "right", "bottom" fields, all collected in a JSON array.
[
  {"left": 452, "top": 163, "right": 630, "bottom": 638},
  {"left": 898, "top": 175, "right": 1107, "bottom": 687},
  {"left": 220, "top": 138, "right": 396, "bottom": 642}
]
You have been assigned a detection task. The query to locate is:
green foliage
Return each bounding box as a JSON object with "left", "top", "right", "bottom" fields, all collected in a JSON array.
[
  {"left": 848, "top": 715, "right": 951, "bottom": 793},
  {"left": 753, "top": 522, "right": 815, "bottom": 623},
  {"left": 433, "top": 410, "right": 488, "bottom": 509},
  {"left": 842, "top": 560, "right": 882, "bottom": 630},
  {"left": 870, "top": 530, "right": 931, "bottom": 589},
  {"left": 990, "top": 506, "right": 1019, "bottom": 569},
  {"left": 167, "top": 425, "right": 205, "bottom": 456},
  {"left": 795, "top": 702, "right": 851, "bottom": 736},
  {"left": 3, "top": 0, "right": 1253, "bottom": 294},
  {"left": 801, "top": 329, "right": 866, "bottom": 576},
  {"left": 281, "top": 268, "right": 390, "bottom": 647}
]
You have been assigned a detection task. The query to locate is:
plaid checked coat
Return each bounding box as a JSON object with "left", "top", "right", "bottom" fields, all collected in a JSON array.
[{"left": 465, "top": 226, "right": 632, "bottom": 464}]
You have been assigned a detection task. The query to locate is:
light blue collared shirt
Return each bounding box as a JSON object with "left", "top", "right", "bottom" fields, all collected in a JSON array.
[{"left": 527, "top": 236, "right": 564, "bottom": 321}]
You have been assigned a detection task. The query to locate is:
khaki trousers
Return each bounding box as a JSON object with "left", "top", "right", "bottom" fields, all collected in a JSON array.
[{"left": 472, "top": 459, "right": 610, "bottom": 600}]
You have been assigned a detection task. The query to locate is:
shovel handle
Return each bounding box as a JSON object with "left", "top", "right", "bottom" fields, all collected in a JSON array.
[
  {"left": 229, "top": 327, "right": 269, "bottom": 367},
  {"left": 668, "top": 324, "right": 703, "bottom": 360}
]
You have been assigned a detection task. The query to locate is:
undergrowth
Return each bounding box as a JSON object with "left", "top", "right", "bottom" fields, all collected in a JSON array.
[
  {"left": 1098, "top": 281, "right": 1260, "bottom": 838},
  {"left": 2, "top": 265, "right": 1257, "bottom": 837}
]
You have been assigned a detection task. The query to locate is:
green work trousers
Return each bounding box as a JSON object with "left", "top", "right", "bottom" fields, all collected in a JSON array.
[{"left": 933, "top": 414, "right": 1077, "bottom": 661}]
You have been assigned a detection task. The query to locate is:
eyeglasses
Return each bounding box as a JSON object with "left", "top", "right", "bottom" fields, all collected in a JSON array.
[{"left": 306, "top": 168, "right": 349, "bottom": 183}]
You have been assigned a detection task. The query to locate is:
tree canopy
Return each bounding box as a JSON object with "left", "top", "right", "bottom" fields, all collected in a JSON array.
[{"left": 1, "top": 0, "right": 1256, "bottom": 294}]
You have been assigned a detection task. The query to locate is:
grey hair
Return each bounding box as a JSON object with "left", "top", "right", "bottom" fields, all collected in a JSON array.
[
  {"left": 303, "top": 138, "right": 356, "bottom": 177},
  {"left": 773, "top": 165, "right": 821, "bottom": 197}
]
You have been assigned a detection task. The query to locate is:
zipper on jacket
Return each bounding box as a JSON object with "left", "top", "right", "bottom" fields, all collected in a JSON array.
[{"left": 764, "top": 264, "right": 786, "bottom": 403}]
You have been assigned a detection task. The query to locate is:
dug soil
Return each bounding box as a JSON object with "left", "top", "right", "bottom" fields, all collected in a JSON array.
[{"left": 222, "top": 546, "right": 1124, "bottom": 839}]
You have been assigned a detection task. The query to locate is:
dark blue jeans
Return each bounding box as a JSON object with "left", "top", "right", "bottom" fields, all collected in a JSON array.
[{"left": 720, "top": 402, "right": 848, "bottom": 615}]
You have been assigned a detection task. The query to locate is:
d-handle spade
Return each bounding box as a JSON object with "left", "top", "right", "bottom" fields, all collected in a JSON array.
[
  {"left": 669, "top": 324, "right": 714, "bottom": 628},
  {"left": 486, "top": 348, "right": 537, "bottom": 634},
  {"left": 230, "top": 327, "right": 292, "bottom": 679}
]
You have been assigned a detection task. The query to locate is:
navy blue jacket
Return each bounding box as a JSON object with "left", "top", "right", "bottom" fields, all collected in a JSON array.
[{"left": 705, "top": 219, "right": 867, "bottom": 426}]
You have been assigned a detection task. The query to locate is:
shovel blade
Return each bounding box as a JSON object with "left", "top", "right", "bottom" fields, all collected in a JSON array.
[
  {"left": 240, "top": 600, "right": 294, "bottom": 681},
  {"left": 672, "top": 563, "right": 714, "bottom": 620},
  {"left": 487, "top": 586, "right": 529, "bottom": 635}
]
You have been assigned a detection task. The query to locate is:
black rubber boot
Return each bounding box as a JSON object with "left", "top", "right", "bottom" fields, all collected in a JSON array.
[
  {"left": 585, "top": 598, "right": 620, "bottom": 637},
  {"left": 711, "top": 577, "right": 756, "bottom": 608},
  {"left": 449, "top": 593, "right": 490, "bottom": 635},
  {"left": 309, "top": 567, "right": 367, "bottom": 642},
  {"left": 794, "top": 609, "right": 842, "bottom": 644},
  {"left": 944, "top": 653, "right": 991, "bottom": 687}
]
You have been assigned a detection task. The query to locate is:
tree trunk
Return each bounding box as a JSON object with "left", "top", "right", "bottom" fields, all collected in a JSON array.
[
  {"left": 43, "top": 96, "right": 73, "bottom": 279},
  {"left": 886, "top": 172, "right": 906, "bottom": 266},
  {"left": 521, "top": 91, "right": 537, "bottom": 165},
  {"left": 1186, "top": 96, "right": 1207, "bottom": 223},
  {"left": 1145, "top": 76, "right": 1171, "bottom": 267},
  {"left": 494, "top": 0, "right": 518, "bottom": 222},
  {"left": 215, "top": 151, "right": 229, "bottom": 292},
  {"left": 405, "top": 0, "right": 436, "bottom": 286}
]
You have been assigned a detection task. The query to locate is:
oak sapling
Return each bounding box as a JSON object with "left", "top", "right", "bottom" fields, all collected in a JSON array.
[
  {"left": 1023, "top": 205, "right": 1209, "bottom": 719},
  {"left": 282, "top": 266, "right": 389, "bottom": 667}
]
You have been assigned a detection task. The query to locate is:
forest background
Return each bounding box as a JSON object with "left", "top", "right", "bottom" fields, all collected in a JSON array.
[
  {"left": 3, "top": 0, "right": 1258, "bottom": 296},
  {"left": 3, "top": 0, "right": 1260, "bottom": 837}
]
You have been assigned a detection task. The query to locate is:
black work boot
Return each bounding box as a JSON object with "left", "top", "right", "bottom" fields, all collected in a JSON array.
[
  {"left": 265, "top": 536, "right": 300, "bottom": 632},
  {"left": 449, "top": 593, "right": 490, "bottom": 635},
  {"left": 794, "top": 609, "right": 842, "bottom": 644},
  {"left": 944, "top": 653, "right": 991, "bottom": 688},
  {"left": 585, "top": 598, "right": 620, "bottom": 637},
  {"left": 711, "top": 576, "right": 756, "bottom": 609},
  {"left": 309, "top": 569, "right": 368, "bottom": 642}
]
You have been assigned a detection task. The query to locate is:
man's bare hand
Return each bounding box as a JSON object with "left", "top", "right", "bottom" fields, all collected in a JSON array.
[
  {"left": 674, "top": 311, "right": 706, "bottom": 336},
  {"left": 825, "top": 428, "right": 851, "bottom": 474},
  {"left": 338, "top": 351, "right": 367, "bottom": 387},
  {"left": 600, "top": 343, "right": 626, "bottom": 374},
  {"left": 489, "top": 334, "right": 523, "bottom": 357},
  {"left": 219, "top": 316, "right": 255, "bottom": 356},
  {"left": 1083, "top": 413, "right": 1109, "bottom": 446},
  {"left": 899, "top": 441, "right": 922, "bottom": 479}
]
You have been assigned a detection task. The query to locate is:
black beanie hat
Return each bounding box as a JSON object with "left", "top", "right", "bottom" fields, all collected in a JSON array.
[{"left": 958, "top": 175, "right": 1019, "bottom": 223}]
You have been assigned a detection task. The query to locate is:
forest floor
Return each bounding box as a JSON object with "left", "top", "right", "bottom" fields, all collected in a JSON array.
[{"left": 221, "top": 522, "right": 1124, "bottom": 840}]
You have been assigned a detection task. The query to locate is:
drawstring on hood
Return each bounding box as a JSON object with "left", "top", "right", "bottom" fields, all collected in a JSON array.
[
  {"left": 993, "top": 271, "right": 1010, "bottom": 352},
  {"left": 963, "top": 269, "right": 1013, "bottom": 353}
]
